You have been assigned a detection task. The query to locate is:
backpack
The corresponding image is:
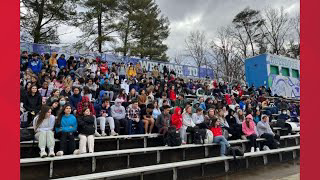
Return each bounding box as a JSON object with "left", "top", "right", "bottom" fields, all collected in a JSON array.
[
  {"left": 20, "top": 128, "right": 33, "bottom": 142},
  {"left": 166, "top": 126, "right": 182, "bottom": 146},
  {"left": 227, "top": 146, "right": 244, "bottom": 170},
  {"left": 193, "top": 127, "right": 207, "bottom": 144},
  {"left": 204, "top": 129, "right": 214, "bottom": 144}
]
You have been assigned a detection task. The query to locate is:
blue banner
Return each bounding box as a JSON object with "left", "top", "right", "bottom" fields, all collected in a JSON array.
[{"left": 20, "top": 42, "right": 214, "bottom": 79}]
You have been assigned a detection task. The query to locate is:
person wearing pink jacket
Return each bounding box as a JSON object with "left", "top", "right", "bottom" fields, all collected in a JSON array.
[{"left": 242, "top": 114, "right": 260, "bottom": 152}]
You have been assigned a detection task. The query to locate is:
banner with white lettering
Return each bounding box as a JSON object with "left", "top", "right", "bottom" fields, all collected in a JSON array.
[{"left": 20, "top": 42, "right": 214, "bottom": 79}]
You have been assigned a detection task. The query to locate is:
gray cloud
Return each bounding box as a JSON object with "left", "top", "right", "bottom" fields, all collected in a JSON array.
[{"left": 58, "top": 0, "right": 300, "bottom": 61}]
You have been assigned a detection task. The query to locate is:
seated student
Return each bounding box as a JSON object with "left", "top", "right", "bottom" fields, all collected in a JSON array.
[
  {"left": 55, "top": 104, "right": 79, "bottom": 156},
  {"left": 23, "top": 85, "right": 42, "bottom": 127},
  {"left": 94, "top": 98, "right": 118, "bottom": 136},
  {"left": 126, "top": 99, "right": 144, "bottom": 134},
  {"left": 138, "top": 89, "right": 147, "bottom": 110},
  {"left": 204, "top": 108, "right": 216, "bottom": 128},
  {"left": 277, "top": 109, "right": 292, "bottom": 133},
  {"left": 46, "top": 89, "right": 60, "bottom": 105},
  {"left": 234, "top": 109, "right": 245, "bottom": 124},
  {"left": 158, "top": 93, "right": 170, "bottom": 107},
  {"left": 70, "top": 87, "right": 82, "bottom": 114},
  {"left": 111, "top": 98, "right": 129, "bottom": 135},
  {"left": 60, "top": 85, "right": 72, "bottom": 99},
  {"left": 226, "top": 108, "right": 242, "bottom": 140},
  {"left": 210, "top": 118, "right": 231, "bottom": 156},
  {"left": 175, "top": 94, "right": 187, "bottom": 110},
  {"left": 152, "top": 100, "right": 162, "bottom": 120},
  {"left": 155, "top": 105, "right": 171, "bottom": 137},
  {"left": 38, "top": 81, "right": 52, "bottom": 98},
  {"left": 50, "top": 99, "right": 60, "bottom": 117},
  {"left": 242, "top": 114, "right": 259, "bottom": 152},
  {"left": 257, "top": 115, "right": 281, "bottom": 150},
  {"left": 192, "top": 108, "right": 207, "bottom": 129},
  {"left": 78, "top": 108, "right": 95, "bottom": 154},
  {"left": 182, "top": 105, "right": 196, "bottom": 144},
  {"left": 199, "top": 97, "right": 206, "bottom": 111},
  {"left": 141, "top": 104, "right": 155, "bottom": 134},
  {"left": 253, "top": 109, "right": 261, "bottom": 124},
  {"left": 76, "top": 96, "right": 100, "bottom": 137},
  {"left": 33, "top": 105, "right": 56, "bottom": 158}
]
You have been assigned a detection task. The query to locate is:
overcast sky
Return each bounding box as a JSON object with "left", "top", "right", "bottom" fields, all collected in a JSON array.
[{"left": 58, "top": 0, "right": 300, "bottom": 60}]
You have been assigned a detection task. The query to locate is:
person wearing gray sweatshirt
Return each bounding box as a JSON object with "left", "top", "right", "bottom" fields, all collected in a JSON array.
[
  {"left": 257, "top": 115, "right": 280, "bottom": 150},
  {"left": 192, "top": 108, "right": 207, "bottom": 129},
  {"left": 111, "top": 98, "right": 128, "bottom": 135},
  {"left": 33, "top": 105, "right": 56, "bottom": 158},
  {"left": 118, "top": 63, "right": 127, "bottom": 82}
]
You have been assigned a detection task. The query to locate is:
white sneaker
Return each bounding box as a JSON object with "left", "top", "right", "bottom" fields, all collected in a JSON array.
[
  {"left": 263, "top": 145, "right": 270, "bottom": 151},
  {"left": 48, "top": 149, "right": 55, "bottom": 157},
  {"left": 101, "top": 131, "right": 107, "bottom": 136},
  {"left": 40, "top": 151, "right": 47, "bottom": 158},
  {"left": 73, "top": 149, "right": 80, "bottom": 155},
  {"left": 256, "top": 148, "right": 260, "bottom": 152},
  {"left": 110, "top": 131, "right": 118, "bottom": 136},
  {"left": 56, "top": 151, "right": 64, "bottom": 156},
  {"left": 250, "top": 147, "right": 255, "bottom": 153},
  {"left": 94, "top": 131, "right": 101, "bottom": 137}
]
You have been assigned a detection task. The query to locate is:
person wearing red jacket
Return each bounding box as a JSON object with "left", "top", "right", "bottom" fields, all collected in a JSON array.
[
  {"left": 210, "top": 118, "right": 230, "bottom": 156},
  {"left": 171, "top": 107, "right": 185, "bottom": 144},
  {"left": 169, "top": 85, "right": 177, "bottom": 106},
  {"left": 100, "top": 60, "right": 108, "bottom": 75},
  {"left": 76, "top": 96, "right": 101, "bottom": 137},
  {"left": 225, "top": 94, "right": 232, "bottom": 105}
]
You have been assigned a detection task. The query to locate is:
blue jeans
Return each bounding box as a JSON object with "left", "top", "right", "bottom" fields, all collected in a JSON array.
[
  {"left": 213, "top": 136, "right": 230, "bottom": 155},
  {"left": 128, "top": 119, "right": 144, "bottom": 135}
]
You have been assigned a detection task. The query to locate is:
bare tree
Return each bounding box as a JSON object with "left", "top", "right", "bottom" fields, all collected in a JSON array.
[
  {"left": 185, "top": 30, "right": 209, "bottom": 71},
  {"left": 209, "top": 26, "right": 245, "bottom": 82},
  {"left": 172, "top": 51, "right": 186, "bottom": 65},
  {"left": 260, "top": 7, "right": 291, "bottom": 55}
]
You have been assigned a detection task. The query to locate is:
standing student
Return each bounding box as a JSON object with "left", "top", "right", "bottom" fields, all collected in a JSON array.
[
  {"left": 182, "top": 105, "right": 196, "bottom": 144},
  {"left": 33, "top": 106, "right": 56, "bottom": 158},
  {"left": 171, "top": 107, "right": 185, "bottom": 143},
  {"left": 242, "top": 114, "right": 259, "bottom": 152},
  {"left": 78, "top": 108, "right": 95, "bottom": 154},
  {"left": 210, "top": 118, "right": 231, "bottom": 156},
  {"left": 55, "top": 104, "right": 79, "bottom": 156}
]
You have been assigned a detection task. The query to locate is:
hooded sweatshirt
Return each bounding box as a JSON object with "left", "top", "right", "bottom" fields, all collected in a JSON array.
[
  {"left": 242, "top": 114, "right": 257, "bottom": 136},
  {"left": 28, "top": 59, "right": 42, "bottom": 74},
  {"left": 57, "top": 56, "right": 67, "bottom": 69},
  {"left": 182, "top": 112, "right": 195, "bottom": 129},
  {"left": 256, "top": 120, "right": 274, "bottom": 137},
  {"left": 192, "top": 113, "right": 204, "bottom": 125},
  {"left": 77, "top": 115, "right": 95, "bottom": 135},
  {"left": 171, "top": 107, "right": 183, "bottom": 129},
  {"left": 111, "top": 99, "right": 126, "bottom": 120},
  {"left": 49, "top": 52, "right": 57, "bottom": 67},
  {"left": 121, "top": 80, "right": 130, "bottom": 94}
]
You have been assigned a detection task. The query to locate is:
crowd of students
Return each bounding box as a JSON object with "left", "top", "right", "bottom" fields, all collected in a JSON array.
[{"left": 20, "top": 51, "right": 300, "bottom": 158}]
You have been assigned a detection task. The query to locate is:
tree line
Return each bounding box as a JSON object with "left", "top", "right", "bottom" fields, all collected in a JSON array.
[
  {"left": 20, "top": 0, "right": 170, "bottom": 61},
  {"left": 182, "top": 6, "right": 300, "bottom": 82}
]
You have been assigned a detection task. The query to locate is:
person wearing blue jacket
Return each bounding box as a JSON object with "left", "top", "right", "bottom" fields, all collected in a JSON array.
[
  {"left": 55, "top": 104, "right": 79, "bottom": 156},
  {"left": 28, "top": 53, "right": 42, "bottom": 74},
  {"left": 70, "top": 87, "right": 82, "bottom": 114},
  {"left": 57, "top": 54, "right": 67, "bottom": 69}
]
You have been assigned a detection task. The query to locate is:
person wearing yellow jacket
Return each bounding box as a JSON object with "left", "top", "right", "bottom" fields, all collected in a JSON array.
[
  {"left": 49, "top": 52, "right": 58, "bottom": 67},
  {"left": 127, "top": 64, "right": 137, "bottom": 78}
]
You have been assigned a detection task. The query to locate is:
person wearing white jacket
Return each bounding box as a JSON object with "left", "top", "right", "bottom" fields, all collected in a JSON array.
[
  {"left": 121, "top": 79, "right": 130, "bottom": 95},
  {"left": 181, "top": 105, "right": 196, "bottom": 144},
  {"left": 33, "top": 105, "right": 56, "bottom": 158}
]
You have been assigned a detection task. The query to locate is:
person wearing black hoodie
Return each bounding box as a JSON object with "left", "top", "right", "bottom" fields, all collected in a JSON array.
[
  {"left": 225, "top": 108, "right": 242, "bottom": 140},
  {"left": 23, "top": 85, "right": 42, "bottom": 126},
  {"left": 78, "top": 108, "right": 95, "bottom": 153},
  {"left": 113, "top": 79, "right": 121, "bottom": 101}
]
